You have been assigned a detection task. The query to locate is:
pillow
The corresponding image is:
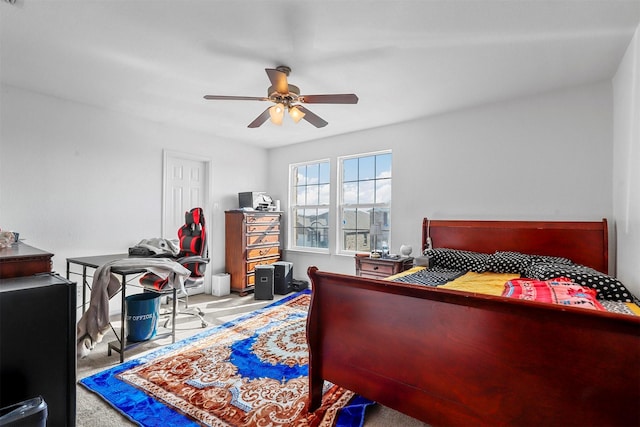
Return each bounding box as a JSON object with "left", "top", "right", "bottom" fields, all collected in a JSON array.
[
  {"left": 522, "top": 262, "right": 635, "bottom": 303},
  {"left": 486, "top": 251, "right": 532, "bottom": 274},
  {"left": 424, "top": 248, "right": 488, "bottom": 272},
  {"left": 530, "top": 255, "right": 574, "bottom": 265},
  {"left": 502, "top": 277, "right": 605, "bottom": 311}
]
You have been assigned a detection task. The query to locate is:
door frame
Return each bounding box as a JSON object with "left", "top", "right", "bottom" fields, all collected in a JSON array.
[{"left": 162, "top": 149, "right": 214, "bottom": 239}]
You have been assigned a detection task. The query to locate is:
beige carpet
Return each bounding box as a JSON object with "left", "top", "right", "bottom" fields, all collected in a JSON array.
[{"left": 76, "top": 291, "right": 429, "bottom": 426}]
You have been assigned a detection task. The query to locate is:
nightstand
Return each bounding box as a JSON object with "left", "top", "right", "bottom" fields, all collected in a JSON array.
[{"left": 355, "top": 254, "right": 414, "bottom": 279}]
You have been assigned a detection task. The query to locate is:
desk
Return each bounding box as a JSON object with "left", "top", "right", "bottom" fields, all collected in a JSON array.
[
  {"left": 0, "top": 242, "right": 53, "bottom": 279},
  {"left": 67, "top": 254, "right": 176, "bottom": 363}
]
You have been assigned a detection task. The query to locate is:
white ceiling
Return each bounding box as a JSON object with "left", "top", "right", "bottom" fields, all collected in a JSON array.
[{"left": 2, "top": 0, "right": 639, "bottom": 149}]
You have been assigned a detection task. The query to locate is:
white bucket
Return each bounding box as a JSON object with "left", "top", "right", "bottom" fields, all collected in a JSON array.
[{"left": 212, "top": 273, "right": 231, "bottom": 296}]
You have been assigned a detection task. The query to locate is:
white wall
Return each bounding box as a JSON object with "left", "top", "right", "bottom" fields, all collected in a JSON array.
[
  {"left": 1, "top": 77, "right": 628, "bottom": 297},
  {"left": 0, "top": 84, "right": 269, "bottom": 285},
  {"left": 613, "top": 25, "right": 640, "bottom": 298},
  {"left": 269, "top": 82, "right": 614, "bottom": 280}
]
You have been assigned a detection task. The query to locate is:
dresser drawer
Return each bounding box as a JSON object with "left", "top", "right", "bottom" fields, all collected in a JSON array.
[
  {"left": 246, "top": 257, "right": 279, "bottom": 273},
  {"left": 246, "top": 224, "right": 280, "bottom": 234},
  {"left": 246, "top": 233, "right": 280, "bottom": 246},
  {"left": 359, "top": 261, "right": 395, "bottom": 276},
  {"left": 245, "top": 214, "right": 280, "bottom": 225},
  {"left": 246, "top": 245, "right": 280, "bottom": 260}
]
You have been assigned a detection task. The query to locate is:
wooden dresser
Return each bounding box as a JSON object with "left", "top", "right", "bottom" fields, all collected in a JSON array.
[
  {"left": 0, "top": 242, "right": 53, "bottom": 279},
  {"left": 225, "top": 210, "right": 282, "bottom": 295}
]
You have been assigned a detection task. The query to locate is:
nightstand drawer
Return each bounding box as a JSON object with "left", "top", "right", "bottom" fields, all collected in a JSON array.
[
  {"left": 355, "top": 254, "right": 414, "bottom": 278},
  {"left": 359, "top": 262, "right": 395, "bottom": 276}
]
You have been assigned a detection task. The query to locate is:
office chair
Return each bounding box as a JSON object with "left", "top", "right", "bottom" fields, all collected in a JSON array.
[{"left": 140, "top": 207, "right": 209, "bottom": 328}]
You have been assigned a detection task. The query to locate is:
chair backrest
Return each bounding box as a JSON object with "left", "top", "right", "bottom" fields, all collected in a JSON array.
[{"left": 178, "top": 207, "right": 207, "bottom": 277}]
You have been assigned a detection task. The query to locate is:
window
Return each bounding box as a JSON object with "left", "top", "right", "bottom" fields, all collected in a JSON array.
[
  {"left": 339, "top": 151, "right": 392, "bottom": 253},
  {"left": 290, "top": 160, "right": 330, "bottom": 251}
]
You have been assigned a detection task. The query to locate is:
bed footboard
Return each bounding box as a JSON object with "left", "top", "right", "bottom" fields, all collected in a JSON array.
[{"left": 306, "top": 266, "right": 640, "bottom": 426}]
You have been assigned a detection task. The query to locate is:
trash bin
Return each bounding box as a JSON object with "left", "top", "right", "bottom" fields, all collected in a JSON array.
[
  {"left": 211, "top": 273, "right": 230, "bottom": 296},
  {"left": 0, "top": 396, "right": 47, "bottom": 427},
  {"left": 126, "top": 292, "right": 160, "bottom": 342}
]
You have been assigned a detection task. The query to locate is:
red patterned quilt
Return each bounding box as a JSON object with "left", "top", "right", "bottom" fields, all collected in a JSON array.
[{"left": 502, "top": 277, "right": 605, "bottom": 311}]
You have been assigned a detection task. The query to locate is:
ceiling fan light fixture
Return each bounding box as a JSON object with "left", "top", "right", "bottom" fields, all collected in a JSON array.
[
  {"left": 269, "top": 103, "right": 285, "bottom": 125},
  {"left": 288, "top": 105, "right": 305, "bottom": 123},
  {"left": 204, "top": 66, "right": 358, "bottom": 128}
]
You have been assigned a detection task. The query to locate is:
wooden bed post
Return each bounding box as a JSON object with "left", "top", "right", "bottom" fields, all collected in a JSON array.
[{"left": 306, "top": 266, "right": 324, "bottom": 412}]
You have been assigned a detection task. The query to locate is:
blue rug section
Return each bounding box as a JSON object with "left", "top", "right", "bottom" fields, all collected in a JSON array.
[
  {"left": 336, "top": 395, "right": 377, "bottom": 427},
  {"left": 80, "top": 290, "right": 374, "bottom": 427},
  {"left": 80, "top": 352, "right": 199, "bottom": 426},
  {"left": 230, "top": 311, "right": 309, "bottom": 381}
]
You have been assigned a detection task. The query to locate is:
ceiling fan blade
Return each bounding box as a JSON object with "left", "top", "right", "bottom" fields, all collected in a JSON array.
[
  {"left": 247, "top": 108, "right": 272, "bottom": 128},
  {"left": 299, "top": 94, "right": 359, "bottom": 104},
  {"left": 265, "top": 68, "right": 289, "bottom": 94},
  {"left": 296, "top": 106, "right": 328, "bottom": 128},
  {"left": 204, "top": 95, "right": 269, "bottom": 101}
]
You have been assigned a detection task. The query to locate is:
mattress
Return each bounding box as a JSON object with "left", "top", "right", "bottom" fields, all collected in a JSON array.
[{"left": 388, "top": 267, "right": 640, "bottom": 316}]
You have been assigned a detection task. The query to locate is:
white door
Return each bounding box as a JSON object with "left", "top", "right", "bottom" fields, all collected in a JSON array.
[{"left": 163, "top": 151, "right": 211, "bottom": 294}]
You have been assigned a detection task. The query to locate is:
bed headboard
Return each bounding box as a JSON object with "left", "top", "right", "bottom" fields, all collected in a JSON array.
[{"left": 422, "top": 218, "right": 608, "bottom": 274}]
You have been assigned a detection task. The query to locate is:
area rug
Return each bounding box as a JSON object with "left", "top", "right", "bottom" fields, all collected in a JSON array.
[{"left": 80, "top": 290, "right": 374, "bottom": 426}]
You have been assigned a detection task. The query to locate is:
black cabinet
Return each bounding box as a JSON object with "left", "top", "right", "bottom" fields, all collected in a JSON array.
[{"left": 0, "top": 273, "right": 76, "bottom": 426}]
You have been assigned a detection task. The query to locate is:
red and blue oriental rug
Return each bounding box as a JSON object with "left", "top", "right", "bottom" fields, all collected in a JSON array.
[{"left": 80, "top": 291, "right": 373, "bottom": 426}]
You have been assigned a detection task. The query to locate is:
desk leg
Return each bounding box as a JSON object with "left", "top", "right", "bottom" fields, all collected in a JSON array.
[
  {"left": 82, "top": 266, "right": 88, "bottom": 314},
  {"left": 171, "top": 288, "right": 176, "bottom": 343},
  {"left": 66, "top": 261, "right": 89, "bottom": 314},
  {"left": 120, "top": 274, "right": 127, "bottom": 364}
]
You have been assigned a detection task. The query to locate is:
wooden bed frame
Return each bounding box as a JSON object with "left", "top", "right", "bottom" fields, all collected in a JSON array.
[{"left": 306, "top": 218, "right": 639, "bottom": 426}]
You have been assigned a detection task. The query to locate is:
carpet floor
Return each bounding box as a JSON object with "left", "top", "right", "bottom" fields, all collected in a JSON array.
[{"left": 76, "top": 291, "right": 429, "bottom": 427}]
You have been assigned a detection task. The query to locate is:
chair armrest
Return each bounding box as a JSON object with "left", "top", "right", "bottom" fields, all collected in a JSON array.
[{"left": 178, "top": 256, "right": 210, "bottom": 265}]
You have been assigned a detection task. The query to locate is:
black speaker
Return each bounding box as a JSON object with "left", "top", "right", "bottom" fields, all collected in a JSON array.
[
  {"left": 254, "top": 265, "right": 274, "bottom": 300},
  {"left": 273, "top": 261, "right": 293, "bottom": 295},
  {"left": 291, "top": 279, "right": 309, "bottom": 292}
]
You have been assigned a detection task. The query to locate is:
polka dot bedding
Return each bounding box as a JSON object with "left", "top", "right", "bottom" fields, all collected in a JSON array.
[
  {"left": 522, "top": 262, "right": 636, "bottom": 303},
  {"left": 486, "top": 251, "right": 532, "bottom": 274},
  {"left": 392, "top": 266, "right": 466, "bottom": 287},
  {"left": 423, "top": 248, "right": 638, "bottom": 304},
  {"left": 424, "top": 248, "right": 489, "bottom": 272}
]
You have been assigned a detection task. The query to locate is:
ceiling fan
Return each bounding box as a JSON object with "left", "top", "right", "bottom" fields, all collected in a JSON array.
[{"left": 204, "top": 66, "right": 358, "bottom": 128}]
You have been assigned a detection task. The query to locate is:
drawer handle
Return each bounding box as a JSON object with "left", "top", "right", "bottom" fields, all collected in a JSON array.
[{"left": 373, "top": 266, "right": 378, "bottom": 270}]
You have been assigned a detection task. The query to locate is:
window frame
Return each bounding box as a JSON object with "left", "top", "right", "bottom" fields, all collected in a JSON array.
[
  {"left": 287, "top": 158, "right": 332, "bottom": 254},
  {"left": 336, "top": 150, "right": 392, "bottom": 255}
]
